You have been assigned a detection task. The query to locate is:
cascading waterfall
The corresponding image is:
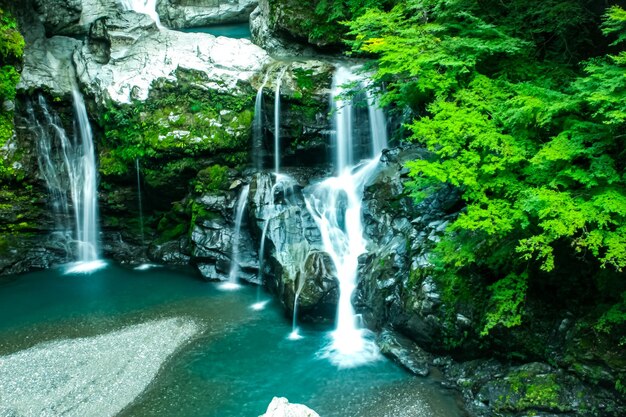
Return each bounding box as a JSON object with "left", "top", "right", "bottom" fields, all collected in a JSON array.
[
  {"left": 274, "top": 66, "right": 288, "bottom": 174},
  {"left": 31, "top": 97, "right": 72, "bottom": 239},
  {"left": 31, "top": 86, "right": 104, "bottom": 273},
  {"left": 135, "top": 158, "right": 145, "bottom": 245},
  {"left": 119, "top": 0, "right": 162, "bottom": 27},
  {"left": 305, "top": 65, "right": 388, "bottom": 367},
  {"left": 222, "top": 185, "right": 250, "bottom": 290}
]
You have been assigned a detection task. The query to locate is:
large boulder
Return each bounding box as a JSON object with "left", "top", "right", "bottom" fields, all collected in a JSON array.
[
  {"left": 248, "top": 171, "right": 338, "bottom": 320},
  {"left": 356, "top": 145, "right": 465, "bottom": 350},
  {"left": 74, "top": 13, "right": 270, "bottom": 106},
  {"left": 18, "top": 8, "right": 270, "bottom": 106},
  {"left": 157, "top": 0, "right": 258, "bottom": 29}
]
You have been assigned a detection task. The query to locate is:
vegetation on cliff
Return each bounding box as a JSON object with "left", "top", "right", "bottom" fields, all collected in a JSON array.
[
  {"left": 0, "top": 6, "right": 24, "bottom": 180},
  {"left": 346, "top": 0, "right": 625, "bottom": 379}
]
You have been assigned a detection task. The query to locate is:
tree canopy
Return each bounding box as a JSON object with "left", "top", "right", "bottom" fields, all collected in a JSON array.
[{"left": 345, "top": 0, "right": 626, "bottom": 342}]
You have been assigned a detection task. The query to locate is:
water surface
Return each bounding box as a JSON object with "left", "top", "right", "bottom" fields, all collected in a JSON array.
[
  {"left": 178, "top": 23, "right": 252, "bottom": 39},
  {"left": 0, "top": 264, "right": 466, "bottom": 416}
]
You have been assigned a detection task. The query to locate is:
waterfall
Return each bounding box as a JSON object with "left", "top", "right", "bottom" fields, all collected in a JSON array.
[
  {"left": 253, "top": 72, "right": 271, "bottom": 171},
  {"left": 274, "top": 66, "right": 288, "bottom": 174},
  {"left": 119, "top": 0, "right": 162, "bottom": 28},
  {"left": 222, "top": 185, "right": 250, "bottom": 290},
  {"left": 135, "top": 158, "right": 145, "bottom": 245},
  {"left": 288, "top": 275, "right": 305, "bottom": 340},
  {"left": 251, "top": 218, "right": 271, "bottom": 310},
  {"left": 304, "top": 66, "right": 387, "bottom": 367},
  {"left": 365, "top": 90, "right": 388, "bottom": 155},
  {"left": 71, "top": 87, "right": 100, "bottom": 266},
  {"left": 31, "top": 87, "right": 104, "bottom": 273}
]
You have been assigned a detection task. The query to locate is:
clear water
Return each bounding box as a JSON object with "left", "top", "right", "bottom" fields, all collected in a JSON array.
[
  {"left": 179, "top": 24, "right": 252, "bottom": 39},
  {"left": 0, "top": 265, "right": 466, "bottom": 417}
]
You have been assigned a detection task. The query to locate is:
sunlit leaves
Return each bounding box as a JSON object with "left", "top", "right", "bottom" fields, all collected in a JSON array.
[{"left": 346, "top": 1, "right": 626, "bottom": 335}]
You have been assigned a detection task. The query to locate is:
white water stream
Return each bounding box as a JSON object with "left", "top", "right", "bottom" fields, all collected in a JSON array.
[
  {"left": 305, "top": 66, "right": 388, "bottom": 367},
  {"left": 33, "top": 86, "right": 104, "bottom": 274},
  {"left": 223, "top": 185, "right": 250, "bottom": 290},
  {"left": 274, "top": 66, "right": 288, "bottom": 174}
]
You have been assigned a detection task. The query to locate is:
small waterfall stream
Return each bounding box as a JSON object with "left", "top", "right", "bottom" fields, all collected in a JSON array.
[
  {"left": 223, "top": 185, "right": 250, "bottom": 289},
  {"left": 274, "top": 66, "right": 288, "bottom": 174},
  {"left": 135, "top": 158, "right": 145, "bottom": 245},
  {"left": 31, "top": 85, "right": 104, "bottom": 273},
  {"left": 305, "top": 66, "right": 388, "bottom": 367},
  {"left": 71, "top": 86, "right": 101, "bottom": 268},
  {"left": 253, "top": 72, "right": 271, "bottom": 171}
]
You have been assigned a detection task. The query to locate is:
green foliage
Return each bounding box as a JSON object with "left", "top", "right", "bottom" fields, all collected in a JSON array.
[
  {"left": 193, "top": 165, "right": 229, "bottom": 194},
  {"left": 100, "top": 73, "right": 255, "bottom": 177},
  {"left": 0, "top": 8, "right": 24, "bottom": 62},
  {"left": 0, "top": 8, "right": 23, "bottom": 182},
  {"left": 482, "top": 273, "right": 528, "bottom": 336},
  {"left": 346, "top": 1, "right": 626, "bottom": 340}
]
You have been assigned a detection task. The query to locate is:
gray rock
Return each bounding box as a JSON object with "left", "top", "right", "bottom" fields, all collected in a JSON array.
[
  {"left": 158, "top": 0, "right": 258, "bottom": 29},
  {"left": 18, "top": 6, "right": 270, "bottom": 106},
  {"left": 259, "top": 397, "right": 319, "bottom": 417},
  {"left": 18, "top": 36, "right": 81, "bottom": 97},
  {"left": 190, "top": 189, "right": 259, "bottom": 283},
  {"left": 248, "top": 172, "right": 338, "bottom": 319},
  {"left": 442, "top": 359, "right": 626, "bottom": 417},
  {"left": 356, "top": 145, "right": 465, "bottom": 349},
  {"left": 148, "top": 239, "right": 191, "bottom": 264},
  {"left": 377, "top": 328, "right": 431, "bottom": 376},
  {"left": 32, "top": 0, "right": 119, "bottom": 37}
]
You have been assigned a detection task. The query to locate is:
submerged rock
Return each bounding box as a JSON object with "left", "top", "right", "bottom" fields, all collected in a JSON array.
[
  {"left": 259, "top": 397, "right": 320, "bottom": 417},
  {"left": 0, "top": 318, "right": 200, "bottom": 417}
]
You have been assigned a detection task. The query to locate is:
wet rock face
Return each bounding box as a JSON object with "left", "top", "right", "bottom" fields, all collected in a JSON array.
[
  {"left": 250, "top": 0, "right": 342, "bottom": 52},
  {"left": 32, "top": 0, "right": 118, "bottom": 37},
  {"left": 188, "top": 186, "right": 259, "bottom": 283},
  {"left": 443, "top": 360, "right": 626, "bottom": 417},
  {"left": 377, "top": 328, "right": 431, "bottom": 377},
  {"left": 248, "top": 171, "right": 338, "bottom": 320},
  {"left": 157, "top": 0, "right": 258, "bottom": 29},
  {"left": 356, "top": 145, "right": 464, "bottom": 350},
  {"left": 254, "top": 61, "right": 334, "bottom": 170}
]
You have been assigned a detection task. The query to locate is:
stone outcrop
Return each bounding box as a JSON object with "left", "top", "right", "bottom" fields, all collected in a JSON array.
[
  {"left": 356, "top": 145, "right": 464, "bottom": 349},
  {"left": 250, "top": 0, "right": 342, "bottom": 53},
  {"left": 18, "top": 7, "right": 270, "bottom": 106},
  {"left": 259, "top": 397, "right": 319, "bottom": 417},
  {"left": 157, "top": 0, "right": 258, "bottom": 29},
  {"left": 74, "top": 13, "right": 269, "bottom": 106},
  {"left": 190, "top": 183, "right": 259, "bottom": 283},
  {"left": 252, "top": 60, "right": 334, "bottom": 168},
  {"left": 248, "top": 171, "right": 338, "bottom": 319}
]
